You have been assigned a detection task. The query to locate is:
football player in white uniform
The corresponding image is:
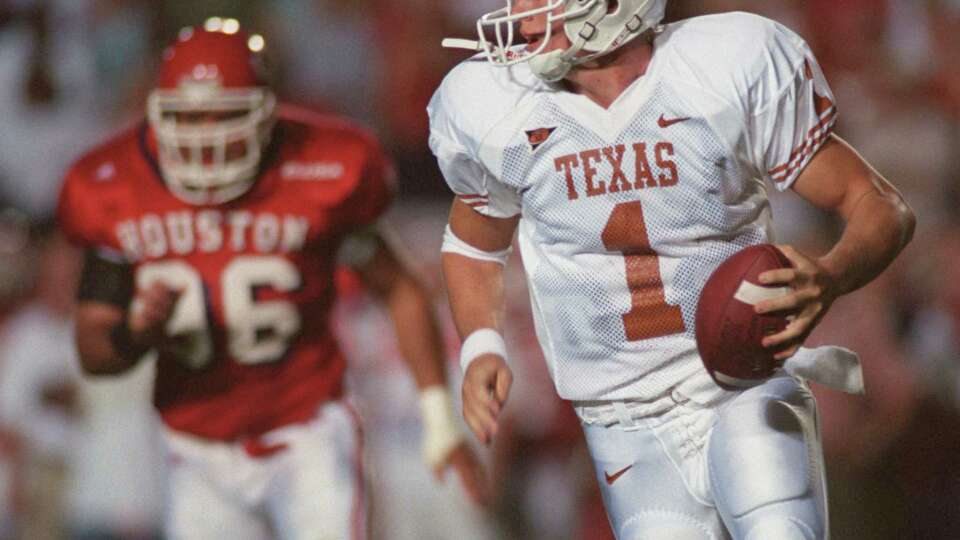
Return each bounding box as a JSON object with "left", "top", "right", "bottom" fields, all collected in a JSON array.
[{"left": 429, "top": 1, "right": 915, "bottom": 538}]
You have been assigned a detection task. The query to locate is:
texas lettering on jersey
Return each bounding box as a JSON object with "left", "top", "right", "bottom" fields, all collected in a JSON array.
[
  {"left": 58, "top": 106, "right": 393, "bottom": 440},
  {"left": 555, "top": 141, "right": 679, "bottom": 200}
]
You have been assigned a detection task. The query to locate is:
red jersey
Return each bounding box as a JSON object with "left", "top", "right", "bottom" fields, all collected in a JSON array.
[{"left": 57, "top": 106, "right": 393, "bottom": 441}]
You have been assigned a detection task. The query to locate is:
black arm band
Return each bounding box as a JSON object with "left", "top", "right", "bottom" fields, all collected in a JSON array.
[
  {"left": 108, "top": 322, "right": 149, "bottom": 363},
  {"left": 77, "top": 248, "right": 134, "bottom": 307}
]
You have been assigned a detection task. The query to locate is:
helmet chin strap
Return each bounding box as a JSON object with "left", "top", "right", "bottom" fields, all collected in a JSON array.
[
  {"left": 528, "top": 30, "right": 640, "bottom": 83},
  {"left": 529, "top": 50, "right": 574, "bottom": 82},
  {"left": 528, "top": 3, "right": 607, "bottom": 83},
  {"left": 529, "top": 4, "right": 654, "bottom": 83}
]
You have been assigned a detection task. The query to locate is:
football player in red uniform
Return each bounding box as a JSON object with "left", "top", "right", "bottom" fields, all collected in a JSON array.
[{"left": 58, "top": 25, "right": 484, "bottom": 539}]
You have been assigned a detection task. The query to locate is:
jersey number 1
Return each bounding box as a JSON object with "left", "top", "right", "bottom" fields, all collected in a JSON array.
[{"left": 602, "top": 201, "right": 685, "bottom": 341}]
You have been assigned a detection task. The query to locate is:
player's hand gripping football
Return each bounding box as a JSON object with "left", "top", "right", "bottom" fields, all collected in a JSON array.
[
  {"left": 127, "top": 281, "right": 183, "bottom": 349},
  {"left": 462, "top": 354, "right": 512, "bottom": 446},
  {"left": 754, "top": 245, "right": 839, "bottom": 361}
]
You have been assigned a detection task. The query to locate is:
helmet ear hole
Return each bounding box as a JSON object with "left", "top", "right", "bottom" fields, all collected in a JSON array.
[{"left": 607, "top": 1, "right": 620, "bottom": 14}]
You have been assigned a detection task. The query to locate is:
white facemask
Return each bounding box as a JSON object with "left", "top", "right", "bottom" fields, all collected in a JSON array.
[
  {"left": 443, "top": 0, "right": 668, "bottom": 81},
  {"left": 146, "top": 84, "right": 276, "bottom": 205}
]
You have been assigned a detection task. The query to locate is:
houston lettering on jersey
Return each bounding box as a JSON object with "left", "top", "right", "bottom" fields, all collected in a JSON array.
[
  {"left": 114, "top": 210, "right": 310, "bottom": 261},
  {"left": 554, "top": 141, "right": 679, "bottom": 200}
]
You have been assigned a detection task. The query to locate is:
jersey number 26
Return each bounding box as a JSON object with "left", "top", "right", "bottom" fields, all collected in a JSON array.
[{"left": 135, "top": 256, "right": 301, "bottom": 369}]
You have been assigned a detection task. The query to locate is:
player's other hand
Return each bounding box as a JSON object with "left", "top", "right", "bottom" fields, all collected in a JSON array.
[
  {"left": 128, "top": 282, "right": 182, "bottom": 347},
  {"left": 462, "top": 354, "right": 512, "bottom": 446},
  {"left": 436, "top": 442, "right": 491, "bottom": 507},
  {"left": 754, "top": 244, "right": 838, "bottom": 360}
]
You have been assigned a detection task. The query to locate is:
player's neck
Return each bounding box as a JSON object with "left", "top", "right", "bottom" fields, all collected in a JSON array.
[{"left": 562, "top": 37, "right": 655, "bottom": 110}]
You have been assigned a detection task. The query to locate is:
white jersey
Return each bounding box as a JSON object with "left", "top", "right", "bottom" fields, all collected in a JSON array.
[{"left": 428, "top": 13, "right": 837, "bottom": 403}]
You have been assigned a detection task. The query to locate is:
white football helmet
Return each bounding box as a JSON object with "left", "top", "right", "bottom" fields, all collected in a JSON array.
[
  {"left": 147, "top": 25, "right": 276, "bottom": 205},
  {"left": 443, "top": 0, "right": 668, "bottom": 82}
]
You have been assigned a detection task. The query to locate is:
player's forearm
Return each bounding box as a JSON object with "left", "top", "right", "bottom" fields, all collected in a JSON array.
[
  {"left": 75, "top": 304, "right": 141, "bottom": 376},
  {"left": 441, "top": 253, "right": 507, "bottom": 339},
  {"left": 76, "top": 334, "right": 139, "bottom": 376},
  {"left": 387, "top": 275, "right": 447, "bottom": 389},
  {"left": 819, "top": 189, "right": 915, "bottom": 296},
  {"left": 383, "top": 269, "right": 468, "bottom": 470}
]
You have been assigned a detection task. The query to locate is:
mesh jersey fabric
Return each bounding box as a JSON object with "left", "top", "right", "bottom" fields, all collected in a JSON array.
[{"left": 428, "top": 12, "right": 837, "bottom": 402}]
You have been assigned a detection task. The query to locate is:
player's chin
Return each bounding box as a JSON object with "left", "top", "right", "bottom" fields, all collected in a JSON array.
[{"left": 524, "top": 38, "right": 544, "bottom": 52}]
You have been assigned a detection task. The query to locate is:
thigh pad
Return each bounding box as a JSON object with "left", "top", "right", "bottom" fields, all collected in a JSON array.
[{"left": 709, "top": 377, "right": 816, "bottom": 518}]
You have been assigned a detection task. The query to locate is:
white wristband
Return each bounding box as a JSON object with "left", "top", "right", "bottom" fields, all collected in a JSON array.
[
  {"left": 419, "top": 386, "right": 465, "bottom": 468},
  {"left": 459, "top": 328, "right": 508, "bottom": 374}
]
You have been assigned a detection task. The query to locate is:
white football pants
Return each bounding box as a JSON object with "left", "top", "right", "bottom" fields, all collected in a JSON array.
[
  {"left": 162, "top": 401, "right": 365, "bottom": 540},
  {"left": 579, "top": 376, "right": 827, "bottom": 540}
]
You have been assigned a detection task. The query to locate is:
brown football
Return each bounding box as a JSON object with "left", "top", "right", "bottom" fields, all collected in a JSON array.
[{"left": 695, "top": 244, "right": 793, "bottom": 390}]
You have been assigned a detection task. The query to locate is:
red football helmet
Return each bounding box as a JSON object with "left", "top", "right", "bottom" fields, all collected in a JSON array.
[{"left": 147, "top": 25, "right": 276, "bottom": 204}]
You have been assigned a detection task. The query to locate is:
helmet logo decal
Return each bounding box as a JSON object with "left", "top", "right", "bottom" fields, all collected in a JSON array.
[{"left": 190, "top": 64, "right": 221, "bottom": 82}]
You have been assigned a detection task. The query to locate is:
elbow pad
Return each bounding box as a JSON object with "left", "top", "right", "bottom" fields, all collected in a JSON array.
[{"left": 440, "top": 225, "right": 511, "bottom": 266}]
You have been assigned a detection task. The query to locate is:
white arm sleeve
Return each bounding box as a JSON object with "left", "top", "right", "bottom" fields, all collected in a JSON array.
[{"left": 746, "top": 24, "right": 838, "bottom": 191}]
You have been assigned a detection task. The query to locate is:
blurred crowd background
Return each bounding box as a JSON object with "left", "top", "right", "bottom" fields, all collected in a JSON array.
[{"left": 0, "top": 1, "right": 958, "bottom": 539}]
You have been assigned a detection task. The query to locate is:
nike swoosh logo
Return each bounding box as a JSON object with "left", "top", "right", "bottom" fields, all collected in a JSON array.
[
  {"left": 658, "top": 114, "right": 691, "bottom": 128},
  {"left": 604, "top": 464, "right": 633, "bottom": 485}
]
